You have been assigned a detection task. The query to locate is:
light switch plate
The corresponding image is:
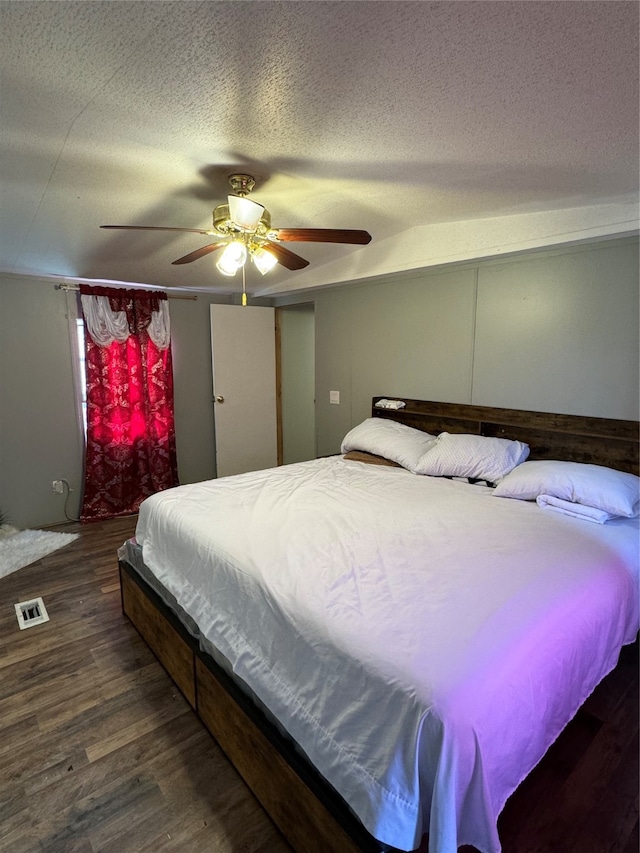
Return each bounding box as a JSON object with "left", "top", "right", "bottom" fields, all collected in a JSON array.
[{"left": 330, "top": 390, "right": 340, "bottom": 405}]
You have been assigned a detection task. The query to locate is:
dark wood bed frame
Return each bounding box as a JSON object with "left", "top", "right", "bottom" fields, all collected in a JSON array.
[
  {"left": 371, "top": 397, "right": 638, "bottom": 475},
  {"left": 118, "top": 398, "right": 639, "bottom": 853}
]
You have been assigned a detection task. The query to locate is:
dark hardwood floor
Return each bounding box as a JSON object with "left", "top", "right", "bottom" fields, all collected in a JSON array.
[
  {"left": 0, "top": 516, "right": 637, "bottom": 853},
  {"left": 0, "top": 516, "right": 290, "bottom": 853}
]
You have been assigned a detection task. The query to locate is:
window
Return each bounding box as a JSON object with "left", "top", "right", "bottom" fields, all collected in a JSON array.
[
  {"left": 78, "top": 285, "right": 178, "bottom": 520},
  {"left": 76, "top": 319, "right": 87, "bottom": 433}
]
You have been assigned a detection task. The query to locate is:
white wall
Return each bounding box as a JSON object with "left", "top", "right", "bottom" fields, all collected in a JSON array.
[
  {"left": 279, "top": 304, "right": 316, "bottom": 464},
  {"left": 0, "top": 280, "right": 83, "bottom": 529},
  {"left": 310, "top": 237, "right": 639, "bottom": 455},
  {"left": 472, "top": 246, "right": 639, "bottom": 416},
  {"left": 1, "top": 236, "right": 637, "bottom": 527},
  {"left": 0, "top": 278, "right": 220, "bottom": 528}
]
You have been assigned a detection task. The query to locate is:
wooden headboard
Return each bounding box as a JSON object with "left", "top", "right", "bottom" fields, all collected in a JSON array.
[{"left": 372, "top": 397, "right": 639, "bottom": 475}]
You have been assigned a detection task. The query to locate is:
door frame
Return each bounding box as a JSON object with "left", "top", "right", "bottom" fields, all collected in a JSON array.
[{"left": 275, "top": 309, "right": 283, "bottom": 465}]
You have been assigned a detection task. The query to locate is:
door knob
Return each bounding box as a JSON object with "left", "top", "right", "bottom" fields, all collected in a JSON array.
[{"left": 215, "top": 395, "right": 225, "bottom": 403}]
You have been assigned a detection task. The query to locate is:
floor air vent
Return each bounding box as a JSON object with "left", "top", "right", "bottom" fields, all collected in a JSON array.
[{"left": 15, "top": 597, "right": 50, "bottom": 630}]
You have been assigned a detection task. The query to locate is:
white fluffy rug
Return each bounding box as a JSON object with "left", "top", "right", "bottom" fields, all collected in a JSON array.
[{"left": 0, "top": 529, "right": 80, "bottom": 580}]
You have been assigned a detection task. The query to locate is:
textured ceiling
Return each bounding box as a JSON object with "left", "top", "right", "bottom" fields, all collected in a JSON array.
[{"left": 0, "top": 1, "right": 638, "bottom": 298}]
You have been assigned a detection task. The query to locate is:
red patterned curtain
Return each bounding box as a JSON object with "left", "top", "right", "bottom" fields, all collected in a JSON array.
[{"left": 79, "top": 285, "right": 179, "bottom": 521}]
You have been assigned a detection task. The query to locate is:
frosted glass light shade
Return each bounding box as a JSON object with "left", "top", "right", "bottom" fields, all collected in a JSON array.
[
  {"left": 216, "top": 241, "right": 247, "bottom": 276},
  {"left": 228, "top": 195, "right": 264, "bottom": 231},
  {"left": 252, "top": 246, "right": 278, "bottom": 275}
]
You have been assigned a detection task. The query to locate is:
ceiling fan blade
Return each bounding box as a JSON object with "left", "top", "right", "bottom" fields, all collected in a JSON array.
[
  {"left": 274, "top": 228, "right": 372, "bottom": 245},
  {"left": 172, "top": 242, "right": 228, "bottom": 265},
  {"left": 101, "top": 225, "right": 212, "bottom": 235},
  {"left": 267, "top": 242, "right": 310, "bottom": 270}
]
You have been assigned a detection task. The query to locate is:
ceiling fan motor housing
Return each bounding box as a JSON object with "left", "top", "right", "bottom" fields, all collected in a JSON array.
[
  {"left": 212, "top": 204, "right": 273, "bottom": 238},
  {"left": 227, "top": 173, "right": 256, "bottom": 196}
]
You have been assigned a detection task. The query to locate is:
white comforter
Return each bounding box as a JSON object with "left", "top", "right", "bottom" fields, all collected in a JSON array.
[{"left": 135, "top": 456, "right": 639, "bottom": 853}]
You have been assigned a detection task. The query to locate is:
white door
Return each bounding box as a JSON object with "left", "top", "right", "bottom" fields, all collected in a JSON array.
[{"left": 210, "top": 304, "right": 278, "bottom": 478}]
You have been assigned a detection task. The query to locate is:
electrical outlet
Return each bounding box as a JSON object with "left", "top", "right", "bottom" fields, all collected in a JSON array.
[
  {"left": 52, "top": 480, "right": 64, "bottom": 495},
  {"left": 330, "top": 390, "right": 340, "bottom": 405}
]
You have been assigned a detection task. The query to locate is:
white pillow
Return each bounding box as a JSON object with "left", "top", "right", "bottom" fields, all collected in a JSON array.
[
  {"left": 493, "top": 460, "right": 640, "bottom": 518},
  {"left": 413, "top": 432, "right": 529, "bottom": 482},
  {"left": 341, "top": 418, "right": 436, "bottom": 471}
]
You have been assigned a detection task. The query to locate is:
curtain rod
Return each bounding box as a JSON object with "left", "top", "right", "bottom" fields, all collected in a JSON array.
[{"left": 55, "top": 283, "right": 198, "bottom": 300}]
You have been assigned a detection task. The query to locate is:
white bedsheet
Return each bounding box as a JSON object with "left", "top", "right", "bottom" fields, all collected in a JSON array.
[{"left": 135, "top": 457, "right": 639, "bottom": 853}]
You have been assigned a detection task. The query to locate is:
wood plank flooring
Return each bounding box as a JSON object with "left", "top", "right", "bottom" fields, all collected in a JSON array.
[
  {"left": 0, "top": 516, "right": 637, "bottom": 853},
  {"left": 0, "top": 516, "right": 290, "bottom": 853}
]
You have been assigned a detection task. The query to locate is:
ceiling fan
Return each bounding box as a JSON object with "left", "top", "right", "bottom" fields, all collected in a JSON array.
[{"left": 101, "top": 173, "right": 372, "bottom": 278}]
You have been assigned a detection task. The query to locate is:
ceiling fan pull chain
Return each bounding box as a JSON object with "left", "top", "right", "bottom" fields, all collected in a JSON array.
[{"left": 241, "top": 263, "right": 247, "bottom": 307}]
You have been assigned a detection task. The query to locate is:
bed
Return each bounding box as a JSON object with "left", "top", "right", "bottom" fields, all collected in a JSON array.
[{"left": 118, "top": 398, "right": 639, "bottom": 853}]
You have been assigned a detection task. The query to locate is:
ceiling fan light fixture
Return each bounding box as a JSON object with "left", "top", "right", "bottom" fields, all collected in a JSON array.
[
  {"left": 216, "top": 240, "right": 247, "bottom": 276},
  {"left": 228, "top": 195, "right": 265, "bottom": 232},
  {"left": 252, "top": 246, "right": 278, "bottom": 275}
]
